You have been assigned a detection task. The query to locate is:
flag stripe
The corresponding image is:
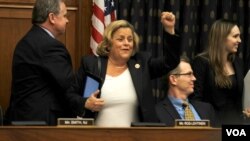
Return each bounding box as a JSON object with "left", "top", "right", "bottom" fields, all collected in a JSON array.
[
  {"left": 111, "top": 11, "right": 116, "bottom": 21},
  {"left": 91, "top": 25, "right": 103, "bottom": 44},
  {"left": 90, "top": 0, "right": 116, "bottom": 55},
  {"left": 92, "top": 15, "right": 104, "bottom": 37},
  {"left": 92, "top": 3, "right": 105, "bottom": 25}
]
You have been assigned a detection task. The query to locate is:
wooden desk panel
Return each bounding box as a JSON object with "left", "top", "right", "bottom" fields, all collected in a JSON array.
[{"left": 0, "top": 126, "right": 221, "bottom": 141}]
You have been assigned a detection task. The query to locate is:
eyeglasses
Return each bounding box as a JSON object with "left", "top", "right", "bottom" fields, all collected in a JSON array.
[{"left": 172, "top": 72, "right": 194, "bottom": 77}]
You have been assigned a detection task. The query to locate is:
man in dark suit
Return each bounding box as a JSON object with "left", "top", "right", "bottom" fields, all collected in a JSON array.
[
  {"left": 6, "top": 0, "right": 84, "bottom": 125},
  {"left": 155, "top": 56, "right": 216, "bottom": 127}
]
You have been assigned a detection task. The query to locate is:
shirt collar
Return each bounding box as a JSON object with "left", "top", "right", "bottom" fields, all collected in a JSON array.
[
  {"left": 168, "top": 95, "right": 190, "bottom": 107},
  {"left": 39, "top": 26, "right": 55, "bottom": 38}
]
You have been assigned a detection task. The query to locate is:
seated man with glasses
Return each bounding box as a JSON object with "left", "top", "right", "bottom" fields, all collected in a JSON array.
[{"left": 155, "top": 55, "right": 216, "bottom": 127}]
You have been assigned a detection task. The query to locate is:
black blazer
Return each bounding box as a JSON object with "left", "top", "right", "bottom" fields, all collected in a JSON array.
[
  {"left": 191, "top": 55, "right": 245, "bottom": 125},
  {"left": 69, "top": 32, "right": 181, "bottom": 122},
  {"left": 6, "top": 25, "right": 82, "bottom": 125},
  {"left": 155, "top": 97, "right": 216, "bottom": 127}
]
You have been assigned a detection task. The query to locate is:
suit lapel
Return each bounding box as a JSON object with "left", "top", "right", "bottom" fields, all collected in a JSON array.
[
  {"left": 99, "top": 57, "right": 108, "bottom": 80},
  {"left": 232, "top": 59, "right": 243, "bottom": 96},
  {"left": 163, "top": 98, "right": 182, "bottom": 119},
  {"left": 128, "top": 59, "right": 142, "bottom": 99},
  {"left": 190, "top": 100, "right": 207, "bottom": 119}
]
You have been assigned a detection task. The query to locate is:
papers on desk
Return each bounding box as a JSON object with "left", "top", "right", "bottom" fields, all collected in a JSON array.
[{"left": 243, "top": 70, "right": 250, "bottom": 110}]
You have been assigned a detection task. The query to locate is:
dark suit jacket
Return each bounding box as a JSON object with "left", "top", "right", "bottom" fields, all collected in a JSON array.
[
  {"left": 191, "top": 55, "right": 245, "bottom": 125},
  {"left": 155, "top": 97, "right": 216, "bottom": 127},
  {"left": 68, "top": 32, "right": 181, "bottom": 122},
  {"left": 6, "top": 25, "right": 83, "bottom": 125}
]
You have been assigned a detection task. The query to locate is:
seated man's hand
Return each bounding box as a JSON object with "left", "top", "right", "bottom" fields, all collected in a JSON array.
[{"left": 243, "top": 108, "right": 250, "bottom": 118}]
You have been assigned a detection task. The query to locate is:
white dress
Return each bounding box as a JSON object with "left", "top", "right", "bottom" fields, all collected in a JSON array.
[{"left": 95, "top": 69, "right": 138, "bottom": 127}]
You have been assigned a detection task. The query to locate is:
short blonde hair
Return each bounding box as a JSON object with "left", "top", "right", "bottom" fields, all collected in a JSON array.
[{"left": 96, "top": 20, "right": 140, "bottom": 56}]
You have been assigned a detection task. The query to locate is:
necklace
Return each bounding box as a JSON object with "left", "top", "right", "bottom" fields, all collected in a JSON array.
[{"left": 108, "top": 59, "right": 127, "bottom": 69}]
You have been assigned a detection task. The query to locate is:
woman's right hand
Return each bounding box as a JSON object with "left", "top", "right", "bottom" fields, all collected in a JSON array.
[{"left": 84, "top": 90, "right": 104, "bottom": 112}]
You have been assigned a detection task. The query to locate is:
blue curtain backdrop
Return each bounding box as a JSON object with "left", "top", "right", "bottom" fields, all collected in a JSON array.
[{"left": 116, "top": 0, "right": 250, "bottom": 101}]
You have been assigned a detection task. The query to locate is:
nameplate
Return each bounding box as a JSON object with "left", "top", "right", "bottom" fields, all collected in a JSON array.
[
  {"left": 57, "top": 118, "right": 94, "bottom": 126},
  {"left": 175, "top": 119, "right": 210, "bottom": 127}
]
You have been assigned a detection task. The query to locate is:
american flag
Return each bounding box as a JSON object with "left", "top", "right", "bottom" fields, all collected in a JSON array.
[{"left": 90, "top": 0, "right": 116, "bottom": 55}]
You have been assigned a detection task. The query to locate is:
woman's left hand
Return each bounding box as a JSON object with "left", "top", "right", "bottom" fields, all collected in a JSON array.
[{"left": 161, "top": 11, "right": 175, "bottom": 34}]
